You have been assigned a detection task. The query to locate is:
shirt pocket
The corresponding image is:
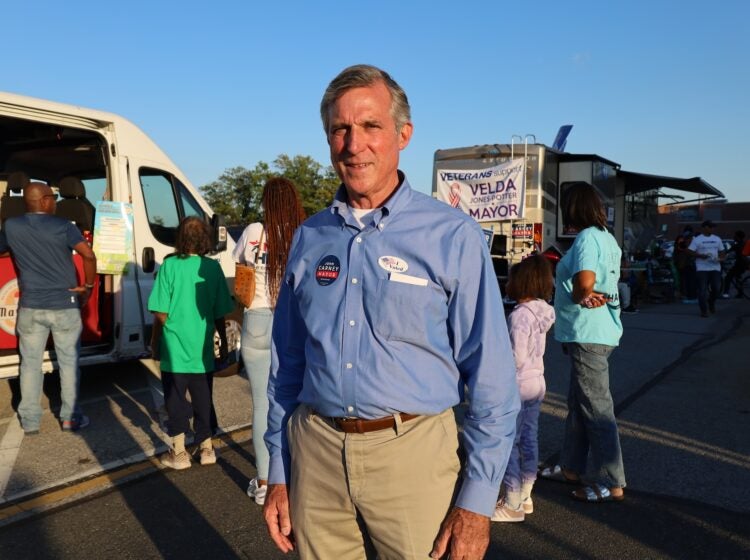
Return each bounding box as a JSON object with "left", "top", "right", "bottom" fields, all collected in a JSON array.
[{"left": 366, "top": 277, "right": 447, "bottom": 345}]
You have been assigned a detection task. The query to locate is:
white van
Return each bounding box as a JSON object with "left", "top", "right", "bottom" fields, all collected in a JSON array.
[{"left": 0, "top": 91, "right": 241, "bottom": 379}]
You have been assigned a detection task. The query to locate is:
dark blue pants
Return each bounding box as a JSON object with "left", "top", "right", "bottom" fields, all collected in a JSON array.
[
  {"left": 696, "top": 270, "right": 721, "bottom": 314},
  {"left": 161, "top": 371, "right": 215, "bottom": 445}
]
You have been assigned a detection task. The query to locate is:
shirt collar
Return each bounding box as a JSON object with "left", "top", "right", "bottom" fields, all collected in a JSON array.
[{"left": 330, "top": 171, "right": 413, "bottom": 230}]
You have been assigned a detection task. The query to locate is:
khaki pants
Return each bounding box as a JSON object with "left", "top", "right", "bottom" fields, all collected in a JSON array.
[{"left": 288, "top": 405, "right": 461, "bottom": 560}]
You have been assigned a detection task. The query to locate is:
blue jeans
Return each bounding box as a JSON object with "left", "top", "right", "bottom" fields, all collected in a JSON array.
[
  {"left": 241, "top": 308, "right": 273, "bottom": 480},
  {"left": 561, "top": 343, "right": 626, "bottom": 488},
  {"left": 502, "top": 398, "right": 542, "bottom": 491},
  {"left": 17, "top": 307, "right": 82, "bottom": 430},
  {"left": 696, "top": 270, "right": 722, "bottom": 314}
]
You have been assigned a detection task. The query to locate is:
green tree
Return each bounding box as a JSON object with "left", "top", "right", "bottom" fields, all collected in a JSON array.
[
  {"left": 201, "top": 155, "right": 340, "bottom": 226},
  {"left": 272, "top": 154, "right": 340, "bottom": 218}
]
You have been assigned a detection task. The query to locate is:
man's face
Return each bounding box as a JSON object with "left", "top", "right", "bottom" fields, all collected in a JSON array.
[{"left": 326, "top": 81, "right": 413, "bottom": 209}]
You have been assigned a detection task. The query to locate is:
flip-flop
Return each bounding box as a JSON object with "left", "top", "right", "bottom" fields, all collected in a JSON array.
[
  {"left": 571, "top": 484, "right": 624, "bottom": 503},
  {"left": 539, "top": 464, "right": 581, "bottom": 485}
]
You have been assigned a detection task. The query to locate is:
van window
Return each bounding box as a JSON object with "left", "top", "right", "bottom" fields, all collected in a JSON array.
[
  {"left": 177, "top": 179, "right": 204, "bottom": 220},
  {"left": 139, "top": 169, "right": 207, "bottom": 247},
  {"left": 82, "top": 178, "right": 107, "bottom": 203},
  {"left": 140, "top": 169, "right": 180, "bottom": 246}
]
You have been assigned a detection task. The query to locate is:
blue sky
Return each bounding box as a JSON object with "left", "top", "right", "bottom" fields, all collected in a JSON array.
[{"left": 4, "top": 1, "right": 748, "bottom": 202}]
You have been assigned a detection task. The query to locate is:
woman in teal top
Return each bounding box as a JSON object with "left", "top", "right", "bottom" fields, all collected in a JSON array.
[{"left": 543, "top": 182, "right": 626, "bottom": 503}]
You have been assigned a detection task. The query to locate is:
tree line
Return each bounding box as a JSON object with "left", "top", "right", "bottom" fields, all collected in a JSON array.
[{"left": 200, "top": 154, "right": 340, "bottom": 225}]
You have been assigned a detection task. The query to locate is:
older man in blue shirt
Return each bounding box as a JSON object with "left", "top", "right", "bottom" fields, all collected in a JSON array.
[{"left": 263, "top": 64, "right": 519, "bottom": 560}]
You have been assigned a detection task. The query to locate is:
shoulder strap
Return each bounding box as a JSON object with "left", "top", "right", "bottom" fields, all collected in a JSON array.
[{"left": 254, "top": 227, "right": 265, "bottom": 265}]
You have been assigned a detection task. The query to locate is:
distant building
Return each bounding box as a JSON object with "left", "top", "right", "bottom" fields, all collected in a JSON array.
[{"left": 658, "top": 200, "right": 750, "bottom": 241}]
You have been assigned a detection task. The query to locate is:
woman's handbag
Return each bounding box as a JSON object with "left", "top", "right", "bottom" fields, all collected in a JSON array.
[{"left": 234, "top": 228, "right": 263, "bottom": 308}]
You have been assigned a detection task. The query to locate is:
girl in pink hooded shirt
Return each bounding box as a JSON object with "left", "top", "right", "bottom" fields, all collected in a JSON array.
[{"left": 493, "top": 255, "right": 556, "bottom": 522}]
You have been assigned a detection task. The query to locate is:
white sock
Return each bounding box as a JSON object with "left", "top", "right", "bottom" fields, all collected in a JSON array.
[{"left": 172, "top": 433, "right": 186, "bottom": 454}]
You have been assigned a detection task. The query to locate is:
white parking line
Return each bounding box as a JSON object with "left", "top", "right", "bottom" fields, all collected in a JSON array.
[{"left": 0, "top": 416, "right": 25, "bottom": 499}]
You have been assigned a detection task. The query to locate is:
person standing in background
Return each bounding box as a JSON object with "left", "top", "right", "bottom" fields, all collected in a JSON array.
[
  {"left": 542, "top": 181, "right": 625, "bottom": 503},
  {"left": 149, "top": 217, "right": 234, "bottom": 469},
  {"left": 721, "top": 230, "right": 746, "bottom": 298},
  {"left": 492, "top": 255, "right": 555, "bottom": 523},
  {"left": 687, "top": 220, "right": 725, "bottom": 317},
  {"left": 0, "top": 182, "right": 97, "bottom": 434},
  {"left": 674, "top": 226, "right": 697, "bottom": 302},
  {"left": 233, "top": 177, "right": 306, "bottom": 506}
]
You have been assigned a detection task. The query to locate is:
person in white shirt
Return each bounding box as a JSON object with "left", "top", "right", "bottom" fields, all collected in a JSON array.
[
  {"left": 232, "top": 177, "right": 306, "bottom": 505},
  {"left": 687, "top": 220, "right": 725, "bottom": 317}
]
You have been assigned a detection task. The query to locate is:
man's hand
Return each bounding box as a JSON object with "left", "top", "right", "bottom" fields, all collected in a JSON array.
[
  {"left": 263, "top": 483, "right": 295, "bottom": 553},
  {"left": 431, "top": 506, "right": 490, "bottom": 560},
  {"left": 69, "top": 285, "right": 91, "bottom": 307}
]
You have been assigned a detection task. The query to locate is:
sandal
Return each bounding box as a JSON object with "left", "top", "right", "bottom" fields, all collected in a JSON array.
[
  {"left": 571, "top": 484, "right": 624, "bottom": 503},
  {"left": 539, "top": 464, "right": 581, "bottom": 485}
]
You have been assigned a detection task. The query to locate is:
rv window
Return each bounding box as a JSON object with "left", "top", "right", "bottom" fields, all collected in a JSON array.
[{"left": 139, "top": 170, "right": 180, "bottom": 246}]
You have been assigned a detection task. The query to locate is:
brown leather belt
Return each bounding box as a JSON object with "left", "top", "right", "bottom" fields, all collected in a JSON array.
[{"left": 329, "top": 413, "right": 419, "bottom": 434}]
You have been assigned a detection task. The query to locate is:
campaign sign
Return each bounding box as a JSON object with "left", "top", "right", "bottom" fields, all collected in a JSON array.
[
  {"left": 436, "top": 159, "right": 526, "bottom": 223},
  {"left": 512, "top": 223, "right": 533, "bottom": 239},
  {"left": 93, "top": 201, "right": 134, "bottom": 274},
  {"left": 482, "top": 228, "right": 494, "bottom": 250}
]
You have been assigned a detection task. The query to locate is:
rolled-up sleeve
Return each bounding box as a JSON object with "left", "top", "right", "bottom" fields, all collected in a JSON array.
[{"left": 449, "top": 223, "right": 520, "bottom": 516}]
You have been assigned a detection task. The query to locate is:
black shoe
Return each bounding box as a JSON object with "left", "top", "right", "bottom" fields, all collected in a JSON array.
[{"left": 622, "top": 306, "right": 639, "bottom": 314}]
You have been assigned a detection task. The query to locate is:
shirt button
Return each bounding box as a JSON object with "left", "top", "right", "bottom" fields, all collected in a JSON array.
[
  {"left": 352, "top": 278, "right": 358, "bottom": 284},
  {"left": 378, "top": 223, "right": 384, "bottom": 230},
  {"left": 356, "top": 237, "right": 362, "bottom": 243},
  {"left": 347, "top": 406, "right": 354, "bottom": 413},
  {"left": 346, "top": 363, "right": 353, "bottom": 369},
  {"left": 349, "top": 320, "right": 356, "bottom": 327}
]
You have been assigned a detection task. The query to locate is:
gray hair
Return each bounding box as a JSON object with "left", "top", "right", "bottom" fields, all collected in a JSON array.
[{"left": 320, "top": 64, "right": 411, "bottom": 134}]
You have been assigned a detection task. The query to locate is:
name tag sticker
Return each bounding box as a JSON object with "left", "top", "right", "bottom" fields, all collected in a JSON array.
[
  {"left": 378, "top": 256, "right": 409, "bottom": 273},
  {"left": 389, "top": 272, "right": 428, "bottom": 286}
]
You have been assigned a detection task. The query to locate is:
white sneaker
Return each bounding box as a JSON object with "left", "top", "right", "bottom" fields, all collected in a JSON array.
[
  {"left": 522, "top": 496, "right": 534, "bottom": 514},
  {"left": 246, "top": 476, "right": 267, "bottom": 505},
  {"left": 160, "top": 450, "right": 191, "bottom": 470},
  {"left": 199, "top": 446, "right": 216, "bottom": 465},
  {"left": 491, "top": 501, "right": 525, "bottom": 522}
]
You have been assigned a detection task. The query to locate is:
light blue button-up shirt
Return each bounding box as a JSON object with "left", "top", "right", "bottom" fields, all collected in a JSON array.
[{"left": 266, "top": 174, "right": 520, "bottom": 516}]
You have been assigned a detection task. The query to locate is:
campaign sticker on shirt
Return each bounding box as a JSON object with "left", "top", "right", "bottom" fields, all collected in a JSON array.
[
  {"left": 378, "top": 256, "right": 409, "bottom": 274},
  {"left": 316, "top": 255, "right": 341, "bottom": 286}
]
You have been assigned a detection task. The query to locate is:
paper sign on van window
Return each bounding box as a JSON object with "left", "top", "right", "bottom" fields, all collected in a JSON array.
[{"left": 92, "top": 202, "right": 134, "bottom": 274}]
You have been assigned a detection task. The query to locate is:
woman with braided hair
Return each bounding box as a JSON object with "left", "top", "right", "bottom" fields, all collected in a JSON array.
[{"left": 233, "top": 177, "right": 306, "bottom": 505}]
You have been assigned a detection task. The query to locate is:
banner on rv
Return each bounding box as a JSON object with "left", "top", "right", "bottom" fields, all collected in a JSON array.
[{"left": 436, "top": 159, "right": 525, "bottom": 222}]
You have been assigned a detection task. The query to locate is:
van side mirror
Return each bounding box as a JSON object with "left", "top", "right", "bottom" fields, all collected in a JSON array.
[
  {"left": 142, "top": 247, "right": 155, "bottom": 273},
  {"left": 211, "top": 213, "right": 227, "bottom": 253}
]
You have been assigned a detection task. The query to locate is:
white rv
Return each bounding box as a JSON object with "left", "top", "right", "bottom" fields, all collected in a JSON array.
[
  {"left": 433, "top": 141, "right": 623, "bottom": 284},
  {"left": 0, "top": 92, "right": 241, "bottom": 379}
]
